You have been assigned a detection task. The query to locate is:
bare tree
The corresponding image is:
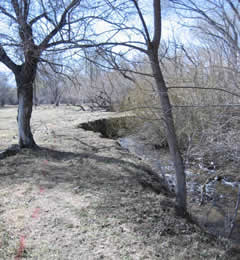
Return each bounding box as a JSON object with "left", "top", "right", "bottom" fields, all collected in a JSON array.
[
  {"left": 0, "top": 0, "right": 97, "bottom": 148},
  {"left": 147, "top": 0, "right": 186, "bottom": 215},
  {"left": 93, "top": 0, "right": 187, "bottom": 215}
]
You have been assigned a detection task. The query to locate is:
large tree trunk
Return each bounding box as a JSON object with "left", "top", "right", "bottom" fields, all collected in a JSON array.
[
  {"left": 15, "top": 64, "right": 38, "bottom": 149},
  {"left": 149, "top": 51, "right": 187, "bottom": 216}
]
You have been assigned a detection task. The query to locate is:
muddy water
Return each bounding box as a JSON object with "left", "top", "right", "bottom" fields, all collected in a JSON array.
[{"left": 119, "top": 136, "right": 240, "bottom": 241}]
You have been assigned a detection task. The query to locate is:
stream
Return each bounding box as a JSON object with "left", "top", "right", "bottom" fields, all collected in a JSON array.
[
  {"left": 119, "top": 136, "right": 202, "bottom": 193},
  {"left": 119, "top": 135, "right": 240, "bottom": 241}
]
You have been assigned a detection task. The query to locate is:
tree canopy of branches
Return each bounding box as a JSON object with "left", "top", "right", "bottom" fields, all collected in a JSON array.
[{"left": 170, "top": 0, "right": 240, "bottom": 69}]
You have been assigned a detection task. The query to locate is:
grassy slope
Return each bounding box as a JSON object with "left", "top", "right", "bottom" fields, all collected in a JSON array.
[{"left": 0, "top": 106, "right": 237, "bottom": 259}]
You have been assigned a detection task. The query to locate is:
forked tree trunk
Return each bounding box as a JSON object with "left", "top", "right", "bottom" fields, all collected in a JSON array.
[
  {"left": 149, "top": 52, "right": 187, "bottom": 216},
  {"left": 15, "top": 65, "right": 38, "bottom": 149}
]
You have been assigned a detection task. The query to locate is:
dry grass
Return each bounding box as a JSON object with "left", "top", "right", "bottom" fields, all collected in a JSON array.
[{"left": 0, "top": 105, "right": 236, "bottom": 259}]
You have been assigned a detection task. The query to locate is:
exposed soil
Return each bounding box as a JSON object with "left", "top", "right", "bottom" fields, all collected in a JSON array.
[{"left": 0, "top": 105, "right": 238, "bottom": 259}]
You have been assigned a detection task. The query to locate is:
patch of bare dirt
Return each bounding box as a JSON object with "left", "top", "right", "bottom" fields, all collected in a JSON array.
[{"left": 0, "top": 105, "right": 236, "bottom": 259}]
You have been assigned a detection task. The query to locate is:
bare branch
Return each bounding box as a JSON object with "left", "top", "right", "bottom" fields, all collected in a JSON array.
[
  {"left": 0, "top": 45, "right": 19, "bottom": 73},
  {"left": 29, "top": 12, "right": 47, "bottom": 25},
  {"left": 226, "top": 0, "right": 240, "bottom": 22},
  {"left": 132, "top": 0, "right": 152, "bottom": 44},
  {"left": 168, "top": 86, "right": 240, "bottom": 99},
  {"left": 0, "top": 6, "right": 17, "bottom": 21},
  {"left": 76, "top": 51, "right": 153, "bottom": 78},
  {"left": 11, "top": 0, "right": 20, "bottom": 20},
  {"left": 23, "top": 0, "right": 30, "bottom": 21},
  {"left": 45, "top": 40, "right": 148, "bottom": 54}
]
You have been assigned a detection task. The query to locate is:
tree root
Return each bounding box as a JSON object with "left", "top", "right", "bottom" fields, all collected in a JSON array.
[{"left": 0, "top": 144, "right": 20, "bottom": 160}]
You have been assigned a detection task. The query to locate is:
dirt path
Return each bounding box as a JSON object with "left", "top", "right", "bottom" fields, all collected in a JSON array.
[{"left": 0, "top": 106, "right": 234, "bottom": 259}]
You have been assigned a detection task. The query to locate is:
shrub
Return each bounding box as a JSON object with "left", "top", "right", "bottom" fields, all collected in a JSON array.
[{"left": 118, "top": 76, "right": 240, "bottom": 168}]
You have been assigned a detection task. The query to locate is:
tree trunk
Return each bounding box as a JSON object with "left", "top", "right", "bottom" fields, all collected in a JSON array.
[
  {"left": 15, "top": 64, "right": 38, "bottom": 149},
  {"left": 149, "top": 51, "right": 187, "bottom": 216},
  {"left": 0, "top": 99, "right": 5, "bottom": 107},
  {"left": 55, "top": 99, "right": 60, "bottom": 107},
  {"left": 33, "top": 82, "right": 38, "bottom": 109}
]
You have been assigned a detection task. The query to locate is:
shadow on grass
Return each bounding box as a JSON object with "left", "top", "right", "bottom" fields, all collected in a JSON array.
[
  {"left": 0, "top": 146, "right": 171, "bottom": 195},
  {"left": 0, "top": 146, "right": 233, "bottom": 259}
]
